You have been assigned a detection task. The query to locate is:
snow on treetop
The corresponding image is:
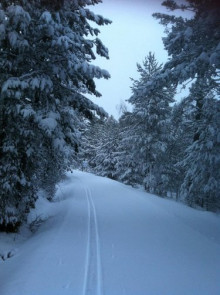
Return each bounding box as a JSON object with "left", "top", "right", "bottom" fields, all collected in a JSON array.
[
  {"left": 40, "top": 11, "right": 53, "bottom": 24},
  {"left": 7, "top": 5, "right": 31, "bottom": 24}
]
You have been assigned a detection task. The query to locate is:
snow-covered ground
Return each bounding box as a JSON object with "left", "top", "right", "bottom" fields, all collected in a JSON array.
[{"left": 1, "top": 170, "right": 220, "bottom": 295}]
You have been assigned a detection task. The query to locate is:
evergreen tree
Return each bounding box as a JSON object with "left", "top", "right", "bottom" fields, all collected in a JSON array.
[
  {"left": 0, "top": 0, "right": 111, "bottom": 231},
  {"left": 116, "top": 111, "right": 143, "bottom": 186},
  {"left": 80, "top": 116, "right": 120, "bottom": 180},
  {"left": 179, "top": 79, "right": 220, "bottom": 210},
  {"left": 93, "top": 116, "right": 119, "bottom": 179},
  {"left": 150, "top": 0, "right": 220, "bottom": 210},
  {"left": 78, "top": 113, "right": 107, "bottom": 172},
  {"left": 165, "top": 97, "right": 194, "bottom": 199},
  {"left": 137, "top": 0, "right": 220, "bottom": 96},
  {"left": 125, "top": 53, "right": 175, "bottom": 194}
]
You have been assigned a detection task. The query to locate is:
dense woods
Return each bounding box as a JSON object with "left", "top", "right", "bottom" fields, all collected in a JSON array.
[
  {"left": 80, "top": 0, "right": 220, "bottom": 211},
  {"left": 0, "top": 0, "right": 110, "bottom": 231},
  {"left": 0, "top": 0, "right": 219, "bottom": 231}
]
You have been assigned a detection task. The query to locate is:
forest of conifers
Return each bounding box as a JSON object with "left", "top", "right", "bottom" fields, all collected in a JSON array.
[{"left": 0, "top": 0, "right": 219, "bottom": 232}]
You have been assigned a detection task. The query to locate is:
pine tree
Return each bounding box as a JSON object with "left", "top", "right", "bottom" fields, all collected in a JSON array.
[
  {"left": 78, "top": 113, "right": 107, "bottom": 172},
  {"left": 150, "top": 0, "right": 220, "bottom": 210},
  {"left": 116, "top": 111, "right": 143, "bottom": 186},
  {"left": 126, "top": 53, "right": 175, "bottom": 194},
  {"left": 165, "top": 97, "right": 194, "bottom": 199},
  {"left": 179, "top": 79, "right": 220, "bottom": 210},
  {"left": 142, "top": 0, "right": 220, "bottom": 95},
  {"left": 93, "top": 116, "right": 119, "bottom": 179},
  {"left": 80, "top": 116, "right": 120, "bottom": 180},
  {"left": 0, "top": 0, "right": 111, "bottom": 231}
]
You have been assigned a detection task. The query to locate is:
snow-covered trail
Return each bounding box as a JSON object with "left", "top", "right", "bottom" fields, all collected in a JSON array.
[{"left": 1, "top": 171, "right": 220, "bottom": 295}]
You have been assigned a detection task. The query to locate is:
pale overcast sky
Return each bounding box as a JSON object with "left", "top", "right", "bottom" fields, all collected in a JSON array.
[{"left": 88, "top": 0, "right": 169, "bottom": 118}]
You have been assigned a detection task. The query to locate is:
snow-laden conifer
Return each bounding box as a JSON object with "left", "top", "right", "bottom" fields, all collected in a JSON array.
[
  {"left": 80, "top": 116, "right": 120, "bottom": 180},
  {"left": 145, "top": 0, "right": 220, "bottom": 95},
  {"left": 0, "top": 0, "right": 111, "bottom": 231},
  {"left": 179, "top": 79, "right": 220, "bottom": 210},
  {"left": 119, "top": 53, "right": 175, "bottom": 193}
]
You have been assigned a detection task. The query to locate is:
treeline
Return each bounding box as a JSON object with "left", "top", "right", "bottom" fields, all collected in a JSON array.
[{"left": 80, "top": 0, "right": 220, "bottom": 211}]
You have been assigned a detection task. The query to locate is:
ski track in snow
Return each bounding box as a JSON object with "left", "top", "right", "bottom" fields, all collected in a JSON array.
[
  {"left": 1, "top": 171, "right": 220, "bottom": 295},
  {"left": 83, "top": 185, "right": 103, "bottom": 295}
]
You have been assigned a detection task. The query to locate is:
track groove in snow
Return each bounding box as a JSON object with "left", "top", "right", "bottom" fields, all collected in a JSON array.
[
  {"left": 0, "top": 171, "right": 220, "bottom": 295},
  {"left": 83, "top": 186, "right": 103, "bottom": 295}
]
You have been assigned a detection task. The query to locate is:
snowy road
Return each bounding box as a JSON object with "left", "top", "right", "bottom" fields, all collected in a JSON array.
[{"left": 0, "top": 171, "right": 220, "bottom": 295}]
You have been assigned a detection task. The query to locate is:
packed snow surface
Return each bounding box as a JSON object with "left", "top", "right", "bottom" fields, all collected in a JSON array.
[{"left": 0, "top": 171, "right": 220, "bottom": 295}]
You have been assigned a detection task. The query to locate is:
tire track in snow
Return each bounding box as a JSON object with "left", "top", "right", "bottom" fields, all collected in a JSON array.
[{"left": 83, "top": 186, "right": 103, "bottom": 295}]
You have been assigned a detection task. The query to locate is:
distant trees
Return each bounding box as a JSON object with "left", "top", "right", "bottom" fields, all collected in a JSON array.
[
  {"left": 0, "top": 0, "right": 111, "bottom": 231},
  {"left": 80, "top": 116, "right": 120, "bottom": 180},
  {"left": 116, "top": 111, "right": 143, "bottom": 186}
]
